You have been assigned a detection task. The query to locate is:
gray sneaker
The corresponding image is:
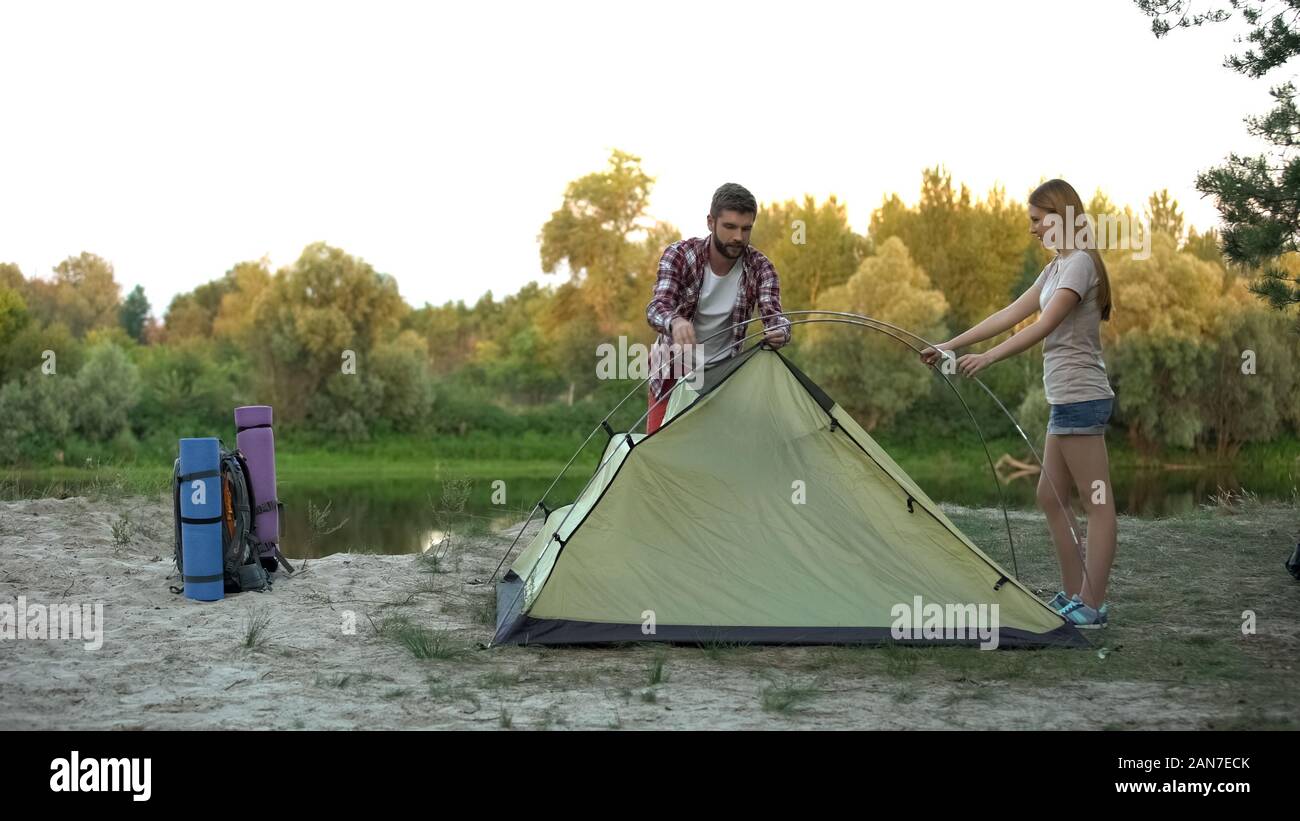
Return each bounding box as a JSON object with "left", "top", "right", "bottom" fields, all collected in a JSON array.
[{"left": 1060, "top": 595, "right": 1108, "bottom": 629}]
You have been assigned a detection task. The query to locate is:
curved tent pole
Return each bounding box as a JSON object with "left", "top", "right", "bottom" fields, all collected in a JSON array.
[{"left": 778, "top": 310, "right": 1085, "bottom": 561}]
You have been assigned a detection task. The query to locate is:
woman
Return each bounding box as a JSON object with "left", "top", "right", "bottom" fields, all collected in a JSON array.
[{"left": 920, "top": 179, "right": 1116, "bottom": 628}]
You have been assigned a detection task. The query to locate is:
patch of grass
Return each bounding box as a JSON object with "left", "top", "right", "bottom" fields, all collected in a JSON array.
[
  {"left": 428, "top": 477, "right": 474, "bottom": 559},
  {"left": 305, "top": 499, "right": 348, "bottom": 553},
  {"left": 110, "top": 510, "right": 133, "bottom": 547},
  {"left": 759, "top": 680, "right": 821, "bottom": 715},
  {"left": 376, "top": 615, "right": 476, "bottom": 661},
  {"left": 646, "top": 650, "right": 669, "bottom": 686},
  {"left": 639, "top": 689, "right": 658, "bottom": 704},
  {"left": 1203, "top": 486, "right": 1262, "bottom": 515},
  {"left": 536, "top": 708, "right": 566, "bottom": 729},
  {"left": 498, "top": 708, "right": 513, "bottom": 729},
  {"left": 416, "top": 544, "right": 454, "bottom": 576},
  {"left": 697, "top": 640, "right": 752, "bottom": 662},
  {"left": 943, "top": 680, "right": 997, "bottom": 705},
  {"left": 241, "top": 606, "right": 272, "bottom": 649},
  {"left": 427, "top": 677, "right": 481, "bottom": 709},
  {"left": 542, "top": 666, "right": 600, "bottom": 687},
  {"left": 314, "top": 672, "right": 379, "bottom": 689},
  {"left": 398, "top": 624, "right": 475, "bottom": 661},
  {"left": 479, "top": 668, "right": 525, "bottom": 689},
  {"left": 892, "top": 687, "right": 919, "bottom": 704},
  {"left": 881, "top": 643, "right": 922, "bottom": 678},
  {"left": 471, "top": 593, "right": 497, "bottom": 627}
]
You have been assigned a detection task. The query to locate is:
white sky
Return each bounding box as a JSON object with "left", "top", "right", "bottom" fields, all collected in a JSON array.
[{"left": 0, "top": 0, "right": 1284, "bottom": 315}]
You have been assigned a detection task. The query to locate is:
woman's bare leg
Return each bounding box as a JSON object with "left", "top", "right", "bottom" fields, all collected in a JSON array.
[
  {"left": 1037, "top": 434, "right": 1086, "bottom": 597},
  {"left": 1057, "top": 434, "right": 1117, "bottom": 609}
]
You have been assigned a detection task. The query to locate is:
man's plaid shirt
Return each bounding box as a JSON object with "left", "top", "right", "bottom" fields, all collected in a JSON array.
[{"left": 645, "top": 236, "right": 791, "bottom": 400}]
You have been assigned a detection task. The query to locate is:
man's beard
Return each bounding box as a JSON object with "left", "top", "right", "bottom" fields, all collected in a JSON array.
[{"left": 712, "top": 231, "right": 745, "bottom": 259}]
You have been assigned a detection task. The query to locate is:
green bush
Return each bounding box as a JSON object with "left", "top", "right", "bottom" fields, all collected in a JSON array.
[
  {"left": 73, "top": 343, "right": 142, "bottom": 442},
  {"left": 0, "top": 372, "right": 74, "bottom": 463}
]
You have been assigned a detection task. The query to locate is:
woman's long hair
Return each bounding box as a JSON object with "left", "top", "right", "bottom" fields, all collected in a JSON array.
[{"left": 1029, "top": 179, "right": 1113, "bottom": 321}]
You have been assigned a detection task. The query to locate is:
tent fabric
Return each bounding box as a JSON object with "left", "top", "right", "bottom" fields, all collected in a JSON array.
[{"left": 495, "top": 345, "right": 1084, "bottom": 648}]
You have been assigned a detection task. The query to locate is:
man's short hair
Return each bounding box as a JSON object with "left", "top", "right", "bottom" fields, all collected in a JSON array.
[{"left": 710, "top": 183, "right": 757, "bottom": 218}]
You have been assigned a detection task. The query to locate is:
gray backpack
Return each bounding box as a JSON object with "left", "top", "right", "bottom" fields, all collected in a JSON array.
[{"left": 171, "top": 446, "right": 272, "bottom": 594}]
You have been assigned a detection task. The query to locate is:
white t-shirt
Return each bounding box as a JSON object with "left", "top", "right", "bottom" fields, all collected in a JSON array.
[
  {"left": 1033, "top": 249, "right": 1115, "bottom": 404},
  {"left": 692, "top": 256, "right": 744, "bottom": 369}
]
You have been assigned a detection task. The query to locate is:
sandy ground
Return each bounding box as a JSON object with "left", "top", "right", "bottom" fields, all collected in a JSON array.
[{"left": 0, "top": 494, "right": 1291, "bottom": 730}]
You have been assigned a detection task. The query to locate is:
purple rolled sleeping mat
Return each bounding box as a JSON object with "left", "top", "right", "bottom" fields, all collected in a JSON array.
[{"left": 234, "top": 405, "right": 294, "bottom": 574}]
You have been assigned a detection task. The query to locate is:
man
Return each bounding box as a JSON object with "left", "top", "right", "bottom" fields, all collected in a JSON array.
[{"left": 644, "top": 182, "right": 791, "bottom": 433}]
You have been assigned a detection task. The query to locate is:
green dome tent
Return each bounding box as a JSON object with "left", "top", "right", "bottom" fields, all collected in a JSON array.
[{"left": 494, "top": 344, "right": 1084, "bottom": 649}]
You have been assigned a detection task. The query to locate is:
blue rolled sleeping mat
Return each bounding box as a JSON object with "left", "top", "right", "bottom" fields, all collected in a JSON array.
[{"left": 178, "top": 437, "right": 224, "bottom": 601}]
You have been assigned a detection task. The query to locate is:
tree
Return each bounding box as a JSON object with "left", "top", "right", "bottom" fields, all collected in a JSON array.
[
  {"left": 870, "top": 168, "right": 1031, "bottom": 332},
  {"left": 119, "top": 285, "right": 151, "bottom": 343},
  {"left": 1146, "top": 189, "right": 1186, "bottom": 242},
  {"left": 1184, "top": 226, "right": 1225, "bottom": 262},
  {"left": 804, "top": 237, "right": 949, "bottom": 430},
  {"left": 1199, "top": 297, "right": 1300, "bottom": 457},
  {"left": 23, "top": 253, "right": 122, "bottom": 338},
  {"left": 0, "top": 372, "right": 74, "bottom": 463},
  {"left": 468, "top": 282, "right": 566, "bottom": 404},
  {"left": 405, "top": 298, "right": 486, "bottom": 376},
  {"left": 163, "top": 272, "right": 238, "bottom": 340},
  {"left": 1137, "top": 1, "right": 1300, "bottom": 78},
  {"left": 1137, "top": 1, "right": 1300, "bottom": 325},
  {"left": 1102, "top": 232, "right": 1288, "bottom": 454},
  {"left": 534, "top": 281, "right": 607, "bottom": 404},
  {"left": 0, "top": 320, "right": 82, "bottom": 386},
  {"left": 72, "top": 342, "right": 142, "bottom": 442},
  {"left": 0, "top": 262, "right": 22, "bottom": 290},
  {"left": 750, "top": 195, "right": 869, "bottom": 312},
  {"left": 211, "top": 258, "right": 272, "bottom": 343},
  {"left": 136, "top": 338, "right": 250, "bottom": 436},
  {"left": 0, "top": 283, "right": 29, "bottom": 351},
  {"left": 539, "top": 150, "right": 678, "bottom": 338},
  {"left": 252, "top": 243, "right": 408, "bottom": 422}
]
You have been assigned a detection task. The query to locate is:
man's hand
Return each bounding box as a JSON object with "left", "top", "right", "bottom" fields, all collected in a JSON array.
[
  {"left": 764, "top": 326, "right": 787, "bottom": 349},
  {"left": 671, "top": 316, "right": 696, "bottom": 348}
]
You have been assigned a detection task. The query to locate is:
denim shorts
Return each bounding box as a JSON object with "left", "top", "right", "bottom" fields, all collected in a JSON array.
[{"left": 1047, "top": 397, "right": 1113, "bottom": 436}]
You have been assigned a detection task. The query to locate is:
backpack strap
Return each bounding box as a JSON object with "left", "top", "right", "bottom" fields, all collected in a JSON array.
[
  {"left": 171, "top": 458, "right": 183, "bottom": 574},
  {"left": 251, "top": 540, "right": 296, "bottom": 574},
  {"left": 252, "top": 499, "right": 279, "bottom": 516}
]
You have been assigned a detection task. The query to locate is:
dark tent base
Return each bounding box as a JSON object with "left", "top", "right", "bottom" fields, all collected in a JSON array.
[{"left": 494, "top": 577, "right": 1090, "bottom": 649}]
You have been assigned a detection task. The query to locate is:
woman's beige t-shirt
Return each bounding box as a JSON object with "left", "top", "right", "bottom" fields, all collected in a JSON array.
[{"left": 1032, "top": 249, "right": 1115, "bottom": 405}]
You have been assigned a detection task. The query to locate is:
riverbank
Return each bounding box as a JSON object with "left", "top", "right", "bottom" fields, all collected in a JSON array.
[{"left": 1, "top": 493, "right": 1295, "bottom": 730}]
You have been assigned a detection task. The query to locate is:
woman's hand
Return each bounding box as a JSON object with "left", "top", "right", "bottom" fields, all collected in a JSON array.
[
  {"left": 919, "top": 342, "right": 952, "bottom": 367},
  {"left": 957, "top": 351, "right": 996, "bottom": 377}
]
